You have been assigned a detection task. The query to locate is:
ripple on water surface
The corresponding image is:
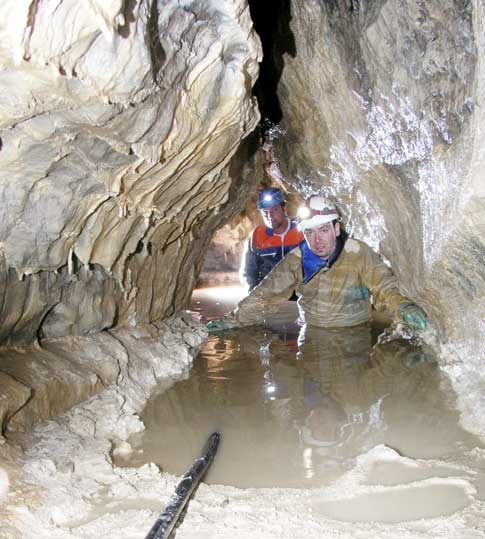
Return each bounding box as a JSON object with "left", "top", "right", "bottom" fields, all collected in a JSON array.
[{"left": 126, "top": 287, "right": 481, "bottom": 492}]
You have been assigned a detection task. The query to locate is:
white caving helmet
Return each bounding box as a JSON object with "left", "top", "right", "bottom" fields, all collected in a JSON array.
[{"left": 298, "top": 195, "right": 339, "bottom": 231}]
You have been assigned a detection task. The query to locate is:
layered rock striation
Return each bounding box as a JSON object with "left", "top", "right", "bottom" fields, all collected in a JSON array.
[{"left": 0, "top": 0, "right": 261, "bottom": 344}]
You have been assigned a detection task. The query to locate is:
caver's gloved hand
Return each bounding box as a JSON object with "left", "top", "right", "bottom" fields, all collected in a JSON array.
[
  {"left": 399, "top": 301, "right": 428, "bottom": 331},
  {"left": 207, "top": 316, "right": 239, "bottom": 332}
]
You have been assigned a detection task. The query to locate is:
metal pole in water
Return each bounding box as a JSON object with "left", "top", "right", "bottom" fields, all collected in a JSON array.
[{"left": 144, "top": 432, "right": 221, "bottom": 539}]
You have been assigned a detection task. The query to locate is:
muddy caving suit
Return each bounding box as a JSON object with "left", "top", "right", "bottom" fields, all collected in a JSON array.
[
  {"left": 232, "top": 235, "right": 410, "bottom": 328},
  {"left": 239, "top": 219, "right": 304, "bottom": 291}
]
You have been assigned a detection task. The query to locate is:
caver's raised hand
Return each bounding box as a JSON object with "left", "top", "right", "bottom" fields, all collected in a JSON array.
[{"left": 399, "top": 301, "right": 428, "bottom": 331}]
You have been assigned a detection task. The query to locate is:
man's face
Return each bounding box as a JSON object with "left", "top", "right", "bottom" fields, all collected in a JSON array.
[
  {"left": 304, "top": 222, "right": 340, "bottom": 259},
  {"left": 260, "top": 204, "right": 287, "bottom": 231}
]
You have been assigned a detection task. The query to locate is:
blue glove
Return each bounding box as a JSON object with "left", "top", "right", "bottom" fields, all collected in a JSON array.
[
  {"left": 399, "top": 302, "right": 428, "bottom": 331},
  {"left": 207, "top": 317, "right": 238, "bottom": 332}
]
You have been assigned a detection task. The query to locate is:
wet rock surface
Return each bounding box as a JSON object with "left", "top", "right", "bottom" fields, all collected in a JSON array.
[
  {"left": 0, "top": 315, "right": 209, "bottom": 538},
  {"left": 0, "top": 315, "right": 207, "bottom": 435},
  {"left": 0, "top": 0, "right": 261, "bottom": 345}
]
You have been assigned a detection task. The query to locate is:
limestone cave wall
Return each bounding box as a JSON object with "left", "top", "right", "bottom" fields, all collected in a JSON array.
[
  {"left": 0, "top": 0, "right": 261, "bottom": 345},
  {"left": 269, "top": 0, "right": 484, "bottom": 346}
]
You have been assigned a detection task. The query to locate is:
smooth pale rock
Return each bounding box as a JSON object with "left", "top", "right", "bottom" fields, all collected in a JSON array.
[
  {"left": 0, "top": 466, "right": 8, "bottom": 502},
  {"left": 0, "top": 372, "right": 31, "bottom": 433},
  {"left": 0, "top": 315, "right": 207, "bottom": 433},
  {"left": 275, "top": 0, "right": 475, "bottom": 291}
]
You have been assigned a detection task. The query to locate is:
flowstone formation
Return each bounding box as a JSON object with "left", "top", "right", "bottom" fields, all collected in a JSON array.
[
  {"left": 0, "top": 0, "right": 261, "bottom": 346},
  {"left": 269, "top": 0, "right": 485, "bottom": 435},
  {"left": 0, "top": 0, "right": 262, "bottom": 431}
]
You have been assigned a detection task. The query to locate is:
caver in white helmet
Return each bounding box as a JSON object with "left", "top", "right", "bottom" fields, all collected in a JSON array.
[{"left": 298, "top": 195, "right": 339, "bottom": 231}]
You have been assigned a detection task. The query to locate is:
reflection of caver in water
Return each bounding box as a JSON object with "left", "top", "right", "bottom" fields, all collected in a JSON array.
[
  {"left": 297, "top": 323, "right": 373, "bottom": 366},
  {"left": 295, "top": 324, "right": 441, "bottom": 470},
  {"left": 209, "top": 195, "right": 429, "bottom": 333},
  {"left": 297, "top": 325, "right": 377, "bottom": 460},
  {"left": 301, "top": 399, "right": 349, "bottom": 451}
]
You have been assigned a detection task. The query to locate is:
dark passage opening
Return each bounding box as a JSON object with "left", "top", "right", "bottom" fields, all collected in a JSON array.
[{"left": 248, "top": 0, "right": 296, "bottom": 129}]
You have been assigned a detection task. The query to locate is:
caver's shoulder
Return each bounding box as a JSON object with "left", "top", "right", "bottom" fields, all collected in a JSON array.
[
  {"left": 288, "top": 245, "right": 302, "bottom": 259},
  {"left": 343, "top": 238, "right": 362, "bottom": 254}
]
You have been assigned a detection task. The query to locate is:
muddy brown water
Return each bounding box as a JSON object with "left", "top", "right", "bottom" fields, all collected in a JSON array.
[{"left": 125, "top": 285, "right": 482, "bottom": 489}]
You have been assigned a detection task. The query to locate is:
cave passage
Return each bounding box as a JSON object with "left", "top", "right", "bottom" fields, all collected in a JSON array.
[
  {"left": 2, "top": 0, "right": 485, "bottom": 536},
  {"left": 248, "top": 0, "right": 296, "bottom": 127}
]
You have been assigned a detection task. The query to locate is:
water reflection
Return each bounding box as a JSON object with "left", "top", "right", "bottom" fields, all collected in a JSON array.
[{"left": 127, "top": 304, "right": 480, "bottom": 488}]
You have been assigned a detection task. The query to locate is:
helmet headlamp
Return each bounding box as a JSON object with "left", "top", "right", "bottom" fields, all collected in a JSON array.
[{"left": 298, "top": 196, "right": 339, "bottom": 231}]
